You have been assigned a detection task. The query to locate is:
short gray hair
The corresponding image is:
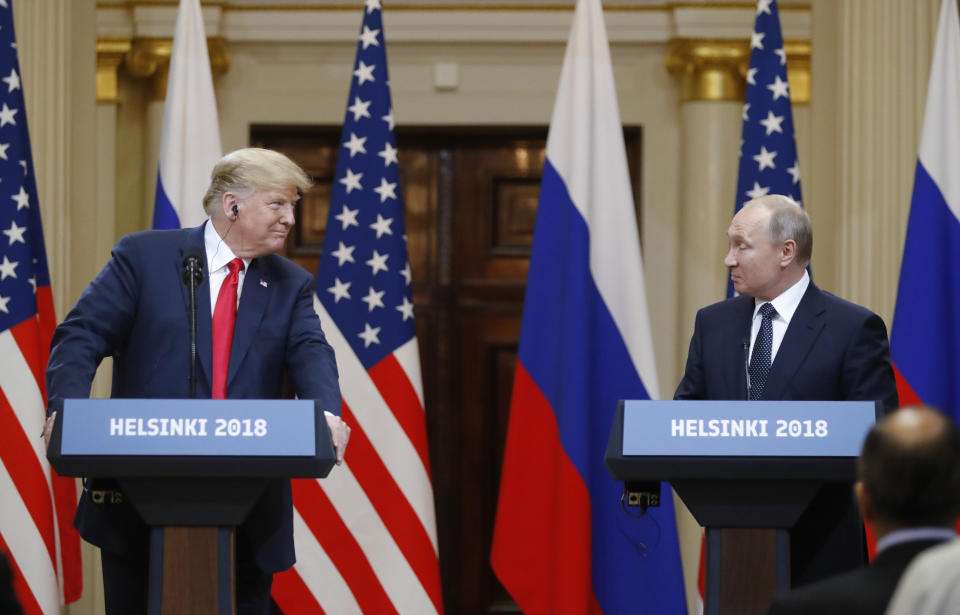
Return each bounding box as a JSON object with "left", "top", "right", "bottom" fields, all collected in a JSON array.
[
  {"left": 745, "top": 194, "right": 813, "bottom": 267},
  {"left": 202, "top": 148, "right": 313, "bottom": 214}
]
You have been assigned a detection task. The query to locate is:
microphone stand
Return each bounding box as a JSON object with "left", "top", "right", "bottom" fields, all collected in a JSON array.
[{"left": 183, "top": 255, "right": 203, "bottom": 399}]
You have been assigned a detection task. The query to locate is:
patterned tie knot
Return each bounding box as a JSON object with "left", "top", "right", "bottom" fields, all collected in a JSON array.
[
  {"left": 228, "top": 258, "right": 244, "bottom": 275},
  {"left": 759, "top": 302, "right": 777, "bottom": 320}
]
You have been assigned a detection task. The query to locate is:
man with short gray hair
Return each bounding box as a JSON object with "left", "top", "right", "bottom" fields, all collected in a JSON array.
[{"left": 675, "top": 194, "right": 898, "bottom": 586}]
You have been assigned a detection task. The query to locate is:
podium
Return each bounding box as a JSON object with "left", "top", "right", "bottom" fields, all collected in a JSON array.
[
  {"left": 46, "top": 398, "right": 337, "bottom": 615},
  {"left": 605, "top": 400, "right": 879, "bottom": 615}
]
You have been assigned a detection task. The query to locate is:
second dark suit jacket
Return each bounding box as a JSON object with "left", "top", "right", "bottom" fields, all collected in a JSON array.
[
  {"left": 675, "top": 282, "right": 899, "bottom": 585},
  {"left": 0, "top": 552, "right": 22, "bottom": 615},
  {"left": 46, "top": 223, "right": 341, "bottom": 573},
  {"left": 765, "top": 539, "right": 947, "bottom": 615}
]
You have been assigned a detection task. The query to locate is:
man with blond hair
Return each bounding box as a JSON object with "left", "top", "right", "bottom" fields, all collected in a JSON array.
[
  {"left": 675, "top": 194, "right": 898, "bottom": 585},
  {"left": 46, "top": 148, "right": 349, "bottom": 614}
]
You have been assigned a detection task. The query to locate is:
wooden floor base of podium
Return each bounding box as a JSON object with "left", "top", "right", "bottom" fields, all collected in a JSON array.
[
  {"left": 704, "top": 528, "right": 790, "bottom": 615},
  {"left": 148, "top": 526, "right": 235, "bottom": 615}
]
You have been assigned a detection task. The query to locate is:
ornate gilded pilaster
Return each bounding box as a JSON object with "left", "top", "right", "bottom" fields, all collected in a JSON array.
[
  {"left": 666, "top": 38, "right": 810, "bottom": 104},
  {"left": 96, "top": 37, "right": 130, "bottom": 104},
  {"left": 666, "top": 39, "right": 749, "bottom": 103},
  {"left": 122, "top": 36, "right": 230, "bottom": 101}
]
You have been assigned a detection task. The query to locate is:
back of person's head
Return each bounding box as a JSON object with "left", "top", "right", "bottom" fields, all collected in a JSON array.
[
  {"left": 202, "top": 147, "right": 312, "bottom": 215},
  {"left": 857, "top": 405, "right": 960, "bottom": 527}
]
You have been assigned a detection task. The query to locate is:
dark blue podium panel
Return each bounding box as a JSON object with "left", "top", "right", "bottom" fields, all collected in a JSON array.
[{"left": 47, "top": 398, "right": 336, "bottom": 480}]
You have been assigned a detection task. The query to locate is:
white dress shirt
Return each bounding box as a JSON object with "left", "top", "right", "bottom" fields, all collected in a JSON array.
[
  {"left": 204, "top": 220, "right": 250, "bottom": 309},
  {"left": 748, "top": 270, "right": 810, "bottom": 366}
]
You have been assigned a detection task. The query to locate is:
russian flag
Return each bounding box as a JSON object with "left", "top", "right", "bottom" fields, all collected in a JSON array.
[
  {"left": 490, "top": 0, "right": 687, "bottom": 613},
  {"left": 152, "top": 0, "right": 222, "bottom": 230},
  {"left": 891, "top": 0, "right": 960, "bottom": 420}
]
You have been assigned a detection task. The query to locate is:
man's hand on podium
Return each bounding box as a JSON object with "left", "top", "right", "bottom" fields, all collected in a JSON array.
[
  {"left": 42, "top": 411, "right": 56, "bottom": 449},
  {"left": 326, "top": 413, "right": 351, "bottom": 465}
]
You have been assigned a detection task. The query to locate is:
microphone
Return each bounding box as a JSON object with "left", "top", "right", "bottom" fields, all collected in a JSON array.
[
  {"left": 742, "top": 337, "right": 752, "bottom": 399},
  {"left": 182, "top": 245, "right": 204, "bottom": 398},
  {"left": 182, "top": 246, "right": 204, "bottom": 286}
]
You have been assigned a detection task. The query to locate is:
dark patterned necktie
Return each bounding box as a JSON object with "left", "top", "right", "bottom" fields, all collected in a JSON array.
[{"left": 748, "top": 302, "right": 777, "bottom": 400}]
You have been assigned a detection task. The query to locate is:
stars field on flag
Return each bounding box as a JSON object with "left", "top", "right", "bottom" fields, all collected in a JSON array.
[{"left": 735, "top": 0, "right": 803, "bottom": 211}]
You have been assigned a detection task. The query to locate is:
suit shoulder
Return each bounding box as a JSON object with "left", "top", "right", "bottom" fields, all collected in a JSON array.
[
  {"left": 696, "top": 295, "right": 754, "bottom": 320},
  {"left": 257, "top": 253, "right": 314, "bottom": 282},
  {"left": 113, "top": 227, "right": 193, "bottom": 252},
  {"left": 814, "top": 286, "right": 883, "bottom": 323}
]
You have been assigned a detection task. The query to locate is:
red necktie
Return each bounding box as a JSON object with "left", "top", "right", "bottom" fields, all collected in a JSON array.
[{"left": 212, "top": 258, "right": 244, "bottom": 399}]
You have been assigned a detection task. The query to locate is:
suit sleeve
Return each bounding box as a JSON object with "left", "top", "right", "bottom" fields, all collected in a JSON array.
[
  {"left": 46, "top": 235, "right": 140, "bottom": 404},
  {"left": 842, "top": 312, "right": 899, "bottom": 413},
  {"left": 674, "top": 309, "right": 706, "bottom": 400},
  {"left": 285, "top": 273, "right": 341, "bottom": 415}
]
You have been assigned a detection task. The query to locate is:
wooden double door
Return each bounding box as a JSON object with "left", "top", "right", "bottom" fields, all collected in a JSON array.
[{"left": 253, "top": 126, "right": 640, "bottom": 614}]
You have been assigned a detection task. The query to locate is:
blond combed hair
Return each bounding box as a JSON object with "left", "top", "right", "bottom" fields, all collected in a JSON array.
[{"left": 202, "top": 148, "right": 312, "bottom": 214}]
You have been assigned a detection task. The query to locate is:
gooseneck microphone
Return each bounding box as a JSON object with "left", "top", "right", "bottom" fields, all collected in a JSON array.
[
  {"left": 182, "top": 246, "right": 205, "bottom": 398},
  {"left": 742, "top": 337, "right": 751, "bottom": 400}
]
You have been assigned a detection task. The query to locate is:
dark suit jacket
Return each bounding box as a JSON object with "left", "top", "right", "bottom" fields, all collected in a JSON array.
[
  {"left": 0, "top": 552, "right": 22, "bottom": 615},
  {"left": 675, "top": 282, "right": 898, "bottom": 584},
  {"left": 46, "top": 223, "right": 340, "bottom": 573},
  {"left": 765, "top": 539, "right": 946, "bottom": 615}
]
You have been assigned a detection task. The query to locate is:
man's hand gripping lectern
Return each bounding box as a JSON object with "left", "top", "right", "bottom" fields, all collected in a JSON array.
[{"left": 46, "top": 398, "right": 337, "bottom": 615}]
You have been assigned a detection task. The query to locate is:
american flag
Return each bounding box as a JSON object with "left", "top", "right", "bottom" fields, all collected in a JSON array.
[
  {"left": 735, "top": 0, "right": 802, "bottom": 209},
  {"left": 0, "top": 2, "right": 82, "bottom": 613},
  {"left": 729, "top": 0, "right": 804, "bottom": 291},
  {"left": 271, "top": 1, "right": 443, "bottom": 613}
]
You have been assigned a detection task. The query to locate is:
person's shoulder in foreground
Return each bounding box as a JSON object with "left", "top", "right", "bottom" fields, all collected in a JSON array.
[
  {"left": 767, "top": 405, "right": 960, "bottom": 615},
  {"left": 886, "top": 539, "right": 960, "bottom": 615}
]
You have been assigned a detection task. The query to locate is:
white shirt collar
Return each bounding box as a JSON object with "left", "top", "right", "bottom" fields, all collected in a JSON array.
[
  {"left": 876, "top": 527, "right": 957, "bottom": 554},
  {"left": 203, "top": 219, "right": 250, "bottom": 273},
  {"left": 754, "top": 270, "right": 809, "bottom": 325}
]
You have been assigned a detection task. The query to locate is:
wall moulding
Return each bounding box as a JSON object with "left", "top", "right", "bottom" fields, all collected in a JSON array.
[{"left": 96, "top": 1, "right": 809, "bottom": 44}]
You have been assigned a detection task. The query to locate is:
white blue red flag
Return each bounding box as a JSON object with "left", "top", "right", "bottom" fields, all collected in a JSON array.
[
  {"left": 891, "top": 0, "right": 960, "bottom": 419},
  {"left": 0, "top": 2, "right": 83, "bottom": 612},
  {"left": 490, "top": 0, "right": 687, "bottom": 613},
  {"left": 272, "top": 1, "right": 443, "bottom": 613},
  {"left": 731, "top": 0, "right": 803, "bottom": 296},
  {"left": 152, "top": 0, "right": 221, "bottom": 230}
]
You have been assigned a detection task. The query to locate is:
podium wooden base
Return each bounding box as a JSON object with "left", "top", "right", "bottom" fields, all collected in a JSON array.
[
  {"left": 148, "top": 527, "right": 235, "bottom": 615},
  {"left": 704, "top": 528, "right": 789, "bottom": 615}
]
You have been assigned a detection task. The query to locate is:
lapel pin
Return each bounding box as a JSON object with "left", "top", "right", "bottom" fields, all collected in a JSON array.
[{"left": 260, "top": 279, "right": 268, "bottom": 288}]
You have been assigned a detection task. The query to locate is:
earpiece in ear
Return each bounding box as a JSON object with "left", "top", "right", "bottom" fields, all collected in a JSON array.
[{"left": 232, "top": 204, "right": 239, "bottom": 218}]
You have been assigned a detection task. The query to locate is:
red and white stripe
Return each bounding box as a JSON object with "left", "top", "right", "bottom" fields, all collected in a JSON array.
[
  {"left": 272, "top": 298, "right": 442, "bottom": 614},
  {"left": 0, "top": 307, "right": 82, "bottom": 613}
]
